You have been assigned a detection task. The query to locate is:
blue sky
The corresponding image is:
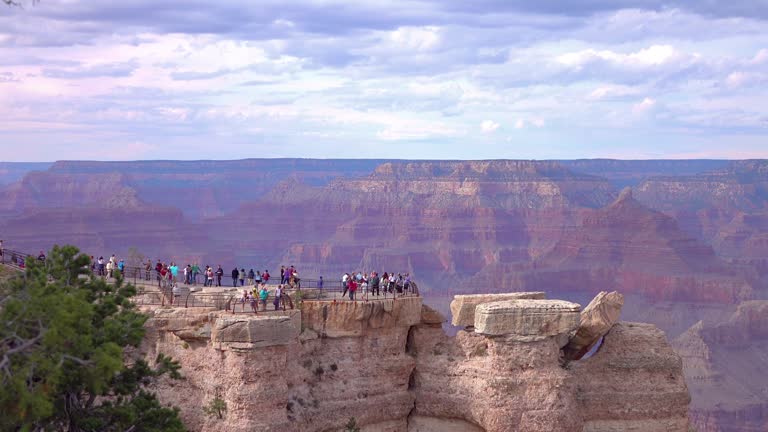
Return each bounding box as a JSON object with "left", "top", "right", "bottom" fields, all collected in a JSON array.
[{"left": 0, "top": 0, "right": 767, "bottom": 161}]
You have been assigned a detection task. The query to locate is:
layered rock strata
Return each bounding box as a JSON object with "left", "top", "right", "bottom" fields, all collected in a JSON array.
[{"left": 140, "top": 293, "right": 690, "bottom": 432}]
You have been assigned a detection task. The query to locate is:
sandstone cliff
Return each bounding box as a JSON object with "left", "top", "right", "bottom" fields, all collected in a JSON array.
[{"left": 139, "top": 293, "right": 690, "bottom": 432}]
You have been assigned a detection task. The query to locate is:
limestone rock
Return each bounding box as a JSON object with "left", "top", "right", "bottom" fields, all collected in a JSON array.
[
  {"left": 450, "top": 292, "right": 546, "bottom": 327},
  {"left": 574, "top": 322, "right": 690, "bottom": 432},
  {"left": 563, "top": 291, "right": 624, "bottom": 360},
  {"left": 210, "top": 311, "right": 300, "bottom": 347},
  {"left": 473, "top": 299, "right": 580, "bottom": 337},
  {"left": 301, "top": 297, "right": 422, "bottom": 338}
]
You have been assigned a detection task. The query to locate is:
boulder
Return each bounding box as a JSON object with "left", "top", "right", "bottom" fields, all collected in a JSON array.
[
  {"left": 211, "top": 311, "right": 301, "bottom": 347},
  {"left": 564, "top": 291, "right": 624, "bottom": 361},
  {"left": 450, "top": 292, "right": 546, "bottom": 327},
  {"left": 473, "top": 299, "right": 580, "bottom": 337}
]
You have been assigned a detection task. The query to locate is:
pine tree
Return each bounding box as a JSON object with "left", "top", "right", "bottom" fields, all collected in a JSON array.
[{"left": 0, "top": 245, "right": 186, "bottom": 431}]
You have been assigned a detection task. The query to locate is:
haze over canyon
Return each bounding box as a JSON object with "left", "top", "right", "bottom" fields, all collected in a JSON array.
[{"left": 1, "top": 158, "right": 767, "bottom": 431}]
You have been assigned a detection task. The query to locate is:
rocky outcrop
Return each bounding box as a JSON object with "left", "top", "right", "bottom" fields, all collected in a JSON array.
[
  {"left": 573, "top": 322, "right": 691, "bottom": 432},
  {"left": 139, "top": 292, "right": 689, "bottom": 432},
  {"left": 473, "top": 299, "right": 580, "bottom": 338},
  {"left": 449, "top": 292, "right": 546, "bottom": 327},
  {"left": 564, "top": 291, "right": 624, "bottom": 361}
]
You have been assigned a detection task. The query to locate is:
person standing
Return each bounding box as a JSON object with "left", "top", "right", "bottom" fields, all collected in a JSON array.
[
  {"left": 259, "top": 285, "right": 269, "bottom": 311},
  {"left": 248, "top": 269, "right": 255, "bottom": 286},
  {"left": 215, "top": 265, "right": 224, "bottom": 287},
  {"left": 254, "top": 269, "right": 262, "bottom": 286},
  {"left": 192, "top": 263, "right": 201, "bottom": 285},
  {"left": 106, "top": 259, "right": 114, "bottom": 279},
  {"left": 274, "top": 285, "right": 283, "bottom": 311},
  {"left": 239, "top": 268, "right": 245, "bottom": 287},
  {"left": 231, "top": 267, "right": 239, "bottom": 288},
  {"left": 145, "top": 259, "right": 152, "bottom": 281},
  {"left": 348, "top": 278, "right": 357, "bottom": 301},
  {"left": 342, "top": 272, "right": 349, "bottom": 298},
  {"left": 371, "top": 272, "right": 380, "bottom": 296},
  {"left": 206, "top": 266, "right": 214, "bottom": 287}
]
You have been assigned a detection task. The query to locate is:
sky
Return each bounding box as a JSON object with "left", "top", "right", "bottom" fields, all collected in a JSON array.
[{"left": 0, "top": 0, "right": 767, "bottom": 161}]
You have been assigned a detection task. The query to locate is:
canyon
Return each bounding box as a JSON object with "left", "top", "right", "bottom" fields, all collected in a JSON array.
[{"left": 0, "top": 158, "right": 766, "bottom": 431}]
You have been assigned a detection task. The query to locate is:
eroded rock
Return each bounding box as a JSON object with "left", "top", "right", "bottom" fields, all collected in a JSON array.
[
  {"left": 563, "top": 291, "right": 624, "bottom": 360},
  {"left": 449, "top": 292, "right": 546, "bottom": 327},
  {"left": 210, "top": 311, "right": 300, "bottom": 347},
  {"left": 473, "top": 299, "right": 580, "bottom": 337}
]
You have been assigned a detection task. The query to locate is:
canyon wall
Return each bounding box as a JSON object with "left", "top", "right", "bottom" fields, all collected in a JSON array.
[
  {"left": 138, "top": 293, "right": 690, "bottom": 432},
  {"left": 1, "top": 158, "right": 765, "bottom": 430}
]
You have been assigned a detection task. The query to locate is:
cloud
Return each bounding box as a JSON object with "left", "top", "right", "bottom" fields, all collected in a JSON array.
[
  {"left": 632, "top": 97, "right": 657, "bottom": 115},
  {"left": 480, "top": 120, "right": 499, "bottom": 133},
  {"left": 41, "top": 61, "right": 138, "bottom": 79},
  {"left": 0, "top": 0, "right": 767, "bottom": 161}
]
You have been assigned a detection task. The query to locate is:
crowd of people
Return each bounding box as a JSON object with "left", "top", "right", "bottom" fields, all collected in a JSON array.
[{"left": 340, "top": 271, "right": 413, "bottom": 300}]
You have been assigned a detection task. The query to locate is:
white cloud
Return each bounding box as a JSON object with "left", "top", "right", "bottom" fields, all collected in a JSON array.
[
  {"left": 632, "top": 97, "right": 657, "bottom": 114},
  {"left": 388, "top": 26, "right": 442, "bottom": 52},
  {"left": 557, "top": 44, "right": 687, "bottom": 70},
  {"left": 480, "top": 120, "right": 500, "bottom": 133},
  {"left": 588, "top": 85, "right": 643, "bottom": 100},
  {"left": 514, "top": 119, "right": 525, "bottom": 129}
]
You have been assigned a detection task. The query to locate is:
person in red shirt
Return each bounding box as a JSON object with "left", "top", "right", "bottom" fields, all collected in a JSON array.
[{"left": 348, "top": 279, "right": 357, "bottom": 301}]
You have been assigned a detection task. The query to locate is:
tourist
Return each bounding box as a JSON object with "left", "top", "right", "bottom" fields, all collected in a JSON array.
[
  {"left": 118, "top": 259, "right": 125, "bottom": 273},
  {"left": 155, "top": 260, "right": 163, "bottom": 285},
  {"left": 172, "top": 282, "right": 180, "bottom": 305},
  {"left": 240, "top": 289, "right": 249, "bottom": 312},
  {"left": 348, "top": 278, "right": 357, "bottom": 301},
  {"left": 184, "top": 264, "right": 191, "bottom": 284},
  {"left": 342, "top": 272, "right": 349, "bottom": 298},
  {"left": 254, "top": 269, "right": 262, "bottom": 286},
  {"left": 231, "top": 267, "right": 239, "bottom": 287},
  {"left": 274, "top": 285, "right": 283, "bottom": 310},
  {"left": 37, "top": 250, "right": 46, "bottom": 262},
  {"left": 262, "top": 269, "right": 270, "bottom": 283},
  {"left": 370, "top": 272, "right": 380, "bottom": 296},
  {"left": 145, "top": 259, "right": 152, "bottom": 280},
  {"left": 192, "top": 263, "right": 200, "bottom": 285},
  {"left": 169, "top": 262, "right": 178, "bottom": 282},
  {"left": 0, "top": 239, "right": 3, "bottom": 262},
  {"left": 106, "top": 259, "right": 114, "bottom": 279},
  {"left": 259, "top": 285, "right": 269, "bottom": 311},
  {"left": 287, "top": 265, "right": 296, "bottom": 287},
  {"left": 159, "top": 265, "right": 167, "bottom": 288},
  {"left": 239, "top": 268, "right": 245, "bottom": 286},
  {"left": 206, "top": 266, "right": 214, "bottom": 287},
  {"left": 215, "top": 265, "right": 224, "bottom": 286},
  {"left": 248, "top": 269, "right": 255, "bottom": 286},
  {"left": 317, "top": 276, "right": 323, "bottom": 292},
  {"left": 280, "top": 265, "right": 286, "bottom": 284},
  {"left": 292, "top": 269, "right": 300, "bottom": 289}
]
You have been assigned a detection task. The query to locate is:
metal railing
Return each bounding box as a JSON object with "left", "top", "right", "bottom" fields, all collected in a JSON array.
[{"left": 0, "top": 247, "right": 420, "bottom": 311}]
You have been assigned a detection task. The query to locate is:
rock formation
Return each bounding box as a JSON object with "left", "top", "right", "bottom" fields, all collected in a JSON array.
[
  {"left": 563, "top": 291, "right": 624, "bottom": 361},
  {"left": 139, "top": 292, "right": 690, "bottom": 432}
]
